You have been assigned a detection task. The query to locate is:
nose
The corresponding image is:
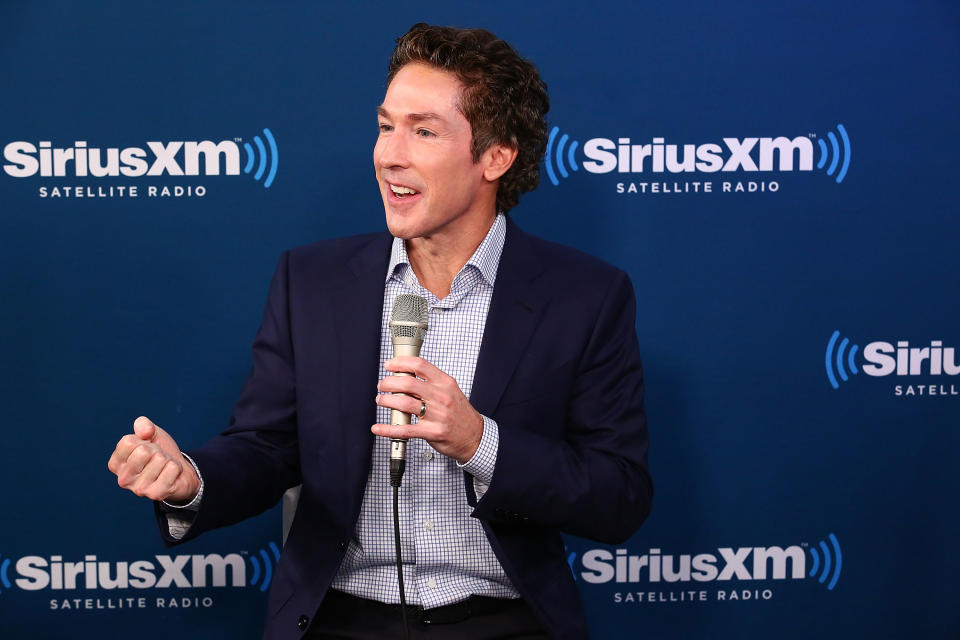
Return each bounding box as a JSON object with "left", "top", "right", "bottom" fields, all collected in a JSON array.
[{"left": 375, "top": 129, "right": 409, "bottom": 170}]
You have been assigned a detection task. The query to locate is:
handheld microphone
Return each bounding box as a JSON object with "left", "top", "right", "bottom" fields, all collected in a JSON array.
[{"left": 387, "top": 294, "right": 428, "bottom": 487}]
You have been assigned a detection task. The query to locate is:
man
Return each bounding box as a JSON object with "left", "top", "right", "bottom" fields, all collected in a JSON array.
[{"left": 108, "top": 24, "right": 652, "bottom": 640}]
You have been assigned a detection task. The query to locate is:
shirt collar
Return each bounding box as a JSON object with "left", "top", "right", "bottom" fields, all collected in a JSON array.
[{"left": 385, "top": 213, "right": 507, "bottom": 288}]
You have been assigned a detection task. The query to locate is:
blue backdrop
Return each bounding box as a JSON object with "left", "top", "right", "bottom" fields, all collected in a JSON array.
[{"left": 1, "top": 1, "right": 956, "bottom": 638}]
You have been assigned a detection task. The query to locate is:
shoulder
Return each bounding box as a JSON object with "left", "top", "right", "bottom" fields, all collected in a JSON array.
[
  {"left": 287, "top": 231, "right": 391, "bottom": 264},
  {"left": 280, "top": 231, "right": 393, "bottom": 279},
  {"left": 505, "top": 217, "right": 629, "bottom": 288}
]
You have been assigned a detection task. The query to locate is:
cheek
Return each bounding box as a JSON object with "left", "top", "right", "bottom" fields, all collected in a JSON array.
[
  {"left": 439, "top": 164, "right": 477, "bottom": 202},
  {"left": 433, "top": 162, "right": 465, "bottom": 194}
]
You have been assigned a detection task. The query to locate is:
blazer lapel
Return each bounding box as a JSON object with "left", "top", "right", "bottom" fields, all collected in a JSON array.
[
  {"left": 331, "top": 233, "right": 393, "bottom": 509},
  {"left": 470, "top": 219, "right": 545, "bottom": 417}
]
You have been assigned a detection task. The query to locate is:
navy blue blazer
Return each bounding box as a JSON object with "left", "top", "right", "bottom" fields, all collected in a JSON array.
[{"left": 160, "top": 218, "right": 652, "bottom": 640}]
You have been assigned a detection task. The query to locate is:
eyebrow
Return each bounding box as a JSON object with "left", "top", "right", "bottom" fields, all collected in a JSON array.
[{"left": 376, "top": 106, "right": 446, "bottom": 124}]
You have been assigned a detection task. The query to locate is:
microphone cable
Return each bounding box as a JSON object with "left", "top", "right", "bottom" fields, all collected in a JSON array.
[{"left": 392, "top": 480, "right": 410, "bottom": 640}]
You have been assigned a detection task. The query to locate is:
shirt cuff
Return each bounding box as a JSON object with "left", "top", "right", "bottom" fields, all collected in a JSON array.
[
  {"left": 159, "top": 453, "right": 204, "bottom": 540},
  {"left": 160, "top": 452, "right": 204, "bottom": 510},
  {"left": 457, "top": 415, "right": 499, "bottom": 490}
]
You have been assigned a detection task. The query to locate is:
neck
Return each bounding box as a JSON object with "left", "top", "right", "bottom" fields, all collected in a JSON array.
[{"left": 406, "top": 212, "right": 496, "bottom": 299}]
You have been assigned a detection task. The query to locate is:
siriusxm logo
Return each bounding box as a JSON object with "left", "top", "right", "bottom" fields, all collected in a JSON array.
[
  {"left": 571, "top": 533, "right": 842, "bottom": 591},
  {"left": 0, "top": 542, "right": 280, "bottom": 594},
  {"left": 544, "top": 124, "right": 851, "bottom": 186},
  {"left": 825, "top": 330, "right": 960, "bottom": 389},
  {"left": 0, "top": 553, "right": 10, "bottom": 594},
  {"left": 2, "top": 127, "right": 278, "bottom": 188}
]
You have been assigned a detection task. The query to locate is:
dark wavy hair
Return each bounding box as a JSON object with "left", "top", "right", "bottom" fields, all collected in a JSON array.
[{"left": 387, "top": 23, "right": 550, "bottom": 213}]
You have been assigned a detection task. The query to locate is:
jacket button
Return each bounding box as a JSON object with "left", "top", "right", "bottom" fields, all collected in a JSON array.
[
  {"left": 338, "top": 541, "right": 347, "bottom": 551},
  {"left": 297, "top": 615, "right": 309, "bottom": 631}
]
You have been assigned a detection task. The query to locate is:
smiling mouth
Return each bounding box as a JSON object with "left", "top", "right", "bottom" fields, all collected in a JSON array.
[{"left": 388, "top": 182, "right": 421, "bottom": 199}]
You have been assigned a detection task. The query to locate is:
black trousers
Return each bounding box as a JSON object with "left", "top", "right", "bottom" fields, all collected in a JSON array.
[{"left": 306, "top": 589, "right": 550, "bottom": 639}]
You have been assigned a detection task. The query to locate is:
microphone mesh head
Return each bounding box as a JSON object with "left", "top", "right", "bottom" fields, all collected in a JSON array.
[{"left": 390, "top": 294, "right": 428, "bottom": 340}]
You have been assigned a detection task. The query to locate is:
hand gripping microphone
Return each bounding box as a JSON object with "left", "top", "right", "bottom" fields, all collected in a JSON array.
[{"left": 387, "top": 294, "right": 428, "bottom": 487}]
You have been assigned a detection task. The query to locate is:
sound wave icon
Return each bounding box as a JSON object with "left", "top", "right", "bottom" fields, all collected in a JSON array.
[
  {"left": 816, "top": 124, "right": 851, "bottom": 184},
  {"left": 808, "top": 533, "right": 842, "bottom": 590},
  {"left": 825, "top": 330, "right": 860, "bottom": 389},
  {"left": 545, "top": 126, "right": 580, "bottom": 186},
  {"left": 242, "top": 128, "right": 279, "bottom": 188},
  {"left": 0, "top": 553, "right": 11, "bottom": 594},
  {"left": 249, "top": 541, "right": 281, "bottom": 592}
]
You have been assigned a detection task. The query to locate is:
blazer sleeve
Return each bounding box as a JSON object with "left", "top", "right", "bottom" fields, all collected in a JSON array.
[
  {"left": 156, "top": 251, "right": 302, "bottom": 544},
  {"left": 469, "top": 269, "right": 652, "bottom": 544}
]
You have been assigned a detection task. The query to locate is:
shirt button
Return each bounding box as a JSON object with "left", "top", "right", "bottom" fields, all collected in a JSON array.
[
  {"left": 427, "top": 577, "right": 437, "bottom": 589},
  {"left": 422, "top": 450, "right": 434, "bottom": 461},
  {"left": 424, "top": 520, "right": 433, "bottom": 531}
]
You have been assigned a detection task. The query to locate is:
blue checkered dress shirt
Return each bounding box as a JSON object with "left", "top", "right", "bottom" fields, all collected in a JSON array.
[{"left": 330, "top": 213, "right": 519, "bottom": 606}]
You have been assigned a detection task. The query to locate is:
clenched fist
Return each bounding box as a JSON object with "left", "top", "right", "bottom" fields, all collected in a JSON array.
[{"left": 107, "top": 416, "right": 200, "bottom": 504}]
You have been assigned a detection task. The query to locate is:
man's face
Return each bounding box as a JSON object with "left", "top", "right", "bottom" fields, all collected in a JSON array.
[{"left": 375, "top": 63, "right": 493, "bottom": 241}]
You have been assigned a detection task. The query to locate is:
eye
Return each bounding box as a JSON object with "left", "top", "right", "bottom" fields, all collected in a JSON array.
[
  {"left": 416, "top": 128, "right": 435, "bottom": 138},
  {"left": 378, "top": 123, "right": 393, "bottom": 133}
]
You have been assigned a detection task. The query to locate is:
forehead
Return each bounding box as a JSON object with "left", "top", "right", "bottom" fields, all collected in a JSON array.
[{"left": 380, "top": 63, "right": 464, "bottom": 117}]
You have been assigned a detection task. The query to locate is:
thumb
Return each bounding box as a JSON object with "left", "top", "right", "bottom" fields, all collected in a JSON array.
[
  {"left": 133, "top": 415, "right": 157, "bottom": 441},
  {"left": 133, "top": 416, "right": 183, "bottom": 460}
]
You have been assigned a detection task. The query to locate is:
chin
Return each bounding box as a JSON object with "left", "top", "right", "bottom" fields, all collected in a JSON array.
[
  {"left": 384, "top": 209, "right": 426, "bottom": 240},
  {"left": 383, "top": 215, "right": 417, "bottom": 240}
]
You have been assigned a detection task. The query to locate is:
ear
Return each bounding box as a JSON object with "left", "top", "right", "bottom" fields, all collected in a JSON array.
[{"left": 482, "top": 143, "right": 519, "bottom": 182}]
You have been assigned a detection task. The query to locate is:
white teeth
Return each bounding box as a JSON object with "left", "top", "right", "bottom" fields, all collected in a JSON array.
[{"left": 390, "top": 184, "right": 418, "bottom": 195}]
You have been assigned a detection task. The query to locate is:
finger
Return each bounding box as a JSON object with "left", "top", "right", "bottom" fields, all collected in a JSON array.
[
  {"left": 377, "top": 375, "right": 429, "bottom": 397},
  {"left": 371, "top": 423, "right": 433, "bottom": 441},
  {"left": 126, "top": 442, "right": 159, "bottom": 476},
  {"left": 130, "top": 452, "right": 170, "bottom": 495},
  {"left": 385, "top": 356, "right": 443, "bottom": 380},
  {"left": 147, "top": 459, "right": 183, "bottom": 501},
  {"left": 108, "top": 442, "right": 130, "bottom": 473},
  {"left": 115, "top": 445, "right": 154, "bottom": 487},
  {"left": 133, "top": 416, "right": 157, "bottom": 442},
  {"left": 110, "top": 433, "right": 147, "bottom": 467},
  {"left": 375, "top": 392, "right": 424, "bottom": 416}
]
